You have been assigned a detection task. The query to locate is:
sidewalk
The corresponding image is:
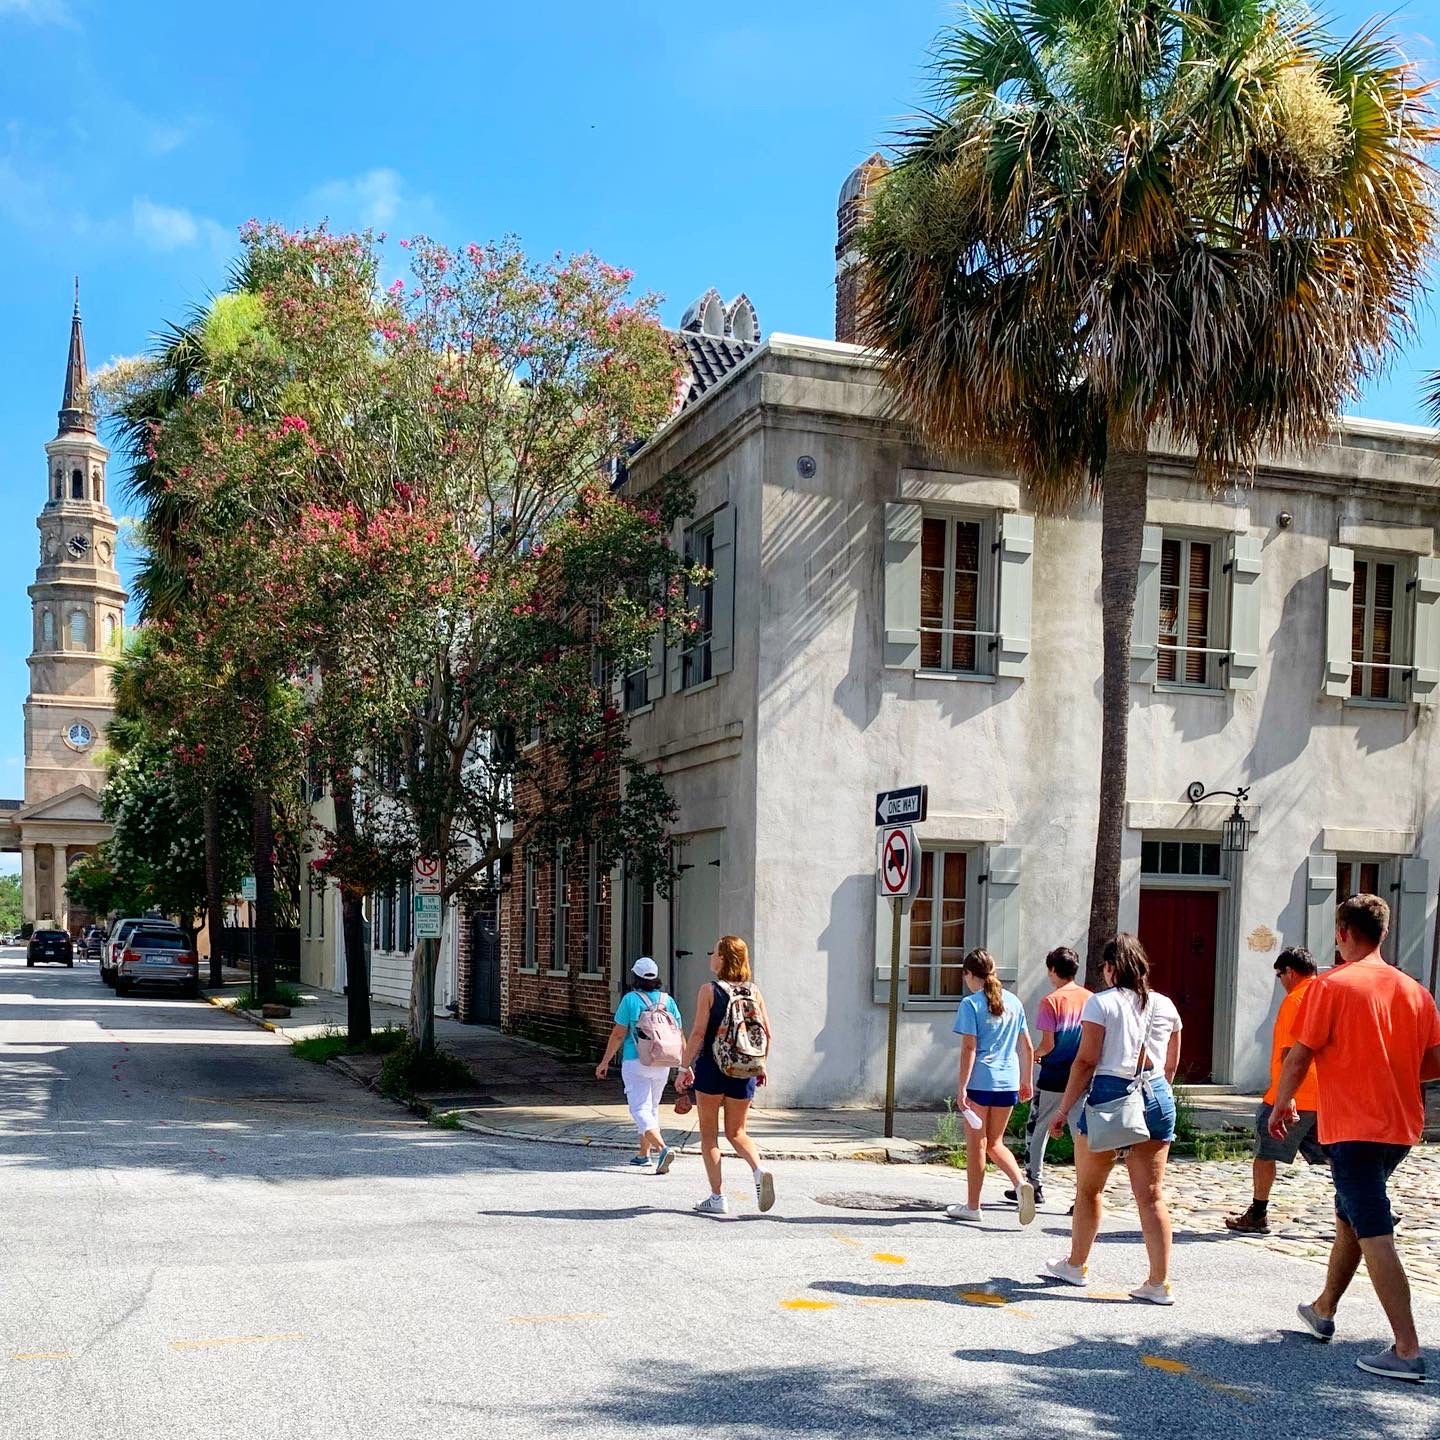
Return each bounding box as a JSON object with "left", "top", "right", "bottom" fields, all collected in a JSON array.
[{"left": 202, "top": 977, "right": 1269, "bottom": 1162}]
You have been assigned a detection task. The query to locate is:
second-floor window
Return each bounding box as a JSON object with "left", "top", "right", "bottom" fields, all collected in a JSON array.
[
  {"left": 1351, "top": 554, "right": 1403, "bottom": 702},
  {"left": 682, "top": 520, "right": 715, "bottom": 689},
  {"left": 1158, "top": 535, "right": 1221, "bottom": 687},
  {"left": 920, "top": 514, "right": 994, "bottom": 674}
]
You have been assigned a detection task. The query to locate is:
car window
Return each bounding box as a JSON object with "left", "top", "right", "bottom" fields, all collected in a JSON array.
[{"left": 130, "top": 931, "right": 188, "bottom": 950}]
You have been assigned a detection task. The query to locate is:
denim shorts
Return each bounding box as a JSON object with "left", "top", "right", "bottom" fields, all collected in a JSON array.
[
  {"left": 1329, "top": 1141, "right": 1409, "bottom": 1239},
  {"left": 1074, "top": 1072, "right": 1177, "bottom": 1144}
]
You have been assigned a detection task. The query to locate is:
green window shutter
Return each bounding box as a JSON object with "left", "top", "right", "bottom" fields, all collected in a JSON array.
[
  {"left": 995, "top": 512, "right": 1034, "bottom": 679},
  {"left": 709, "top": 504, "right": 736, "bottom": 677},
  {"left": 1131, "top": 525, "right": 1164, "bottom": 685},
  {"left": 1396, "top": 857, "right": 1431, "bottom": 981},
  {"left": 645, "top": 628, "right": 666, "bottom": 704},
  {"left": 1324, "top": 547, "right": 1354, "bottom": 698},
  {"left": 1226, "top": 534, "right": 1263, "bottom": 691},
  {"left": 1411, "top": 557, "right": 1440, "bottom": 705},
  {"left": 984, "top": 845, "right": 1022, "bottom": 983},
  {"left": 883, "top": 502, "right": 922, "bottom": 670},
  {"left": 1305, "top": 854, "right": 1337, "bottom": 960}
]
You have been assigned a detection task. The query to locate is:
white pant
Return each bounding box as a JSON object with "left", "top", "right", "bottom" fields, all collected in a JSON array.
[{"left": 621, "top": 1059, "right": 670, "bottom": 1137}]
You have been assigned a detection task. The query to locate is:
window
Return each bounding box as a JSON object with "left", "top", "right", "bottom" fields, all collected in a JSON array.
[
  {"left": 1141, "top": 840, "right": 1223, "bottom": 877},
  {"left": 71, "top": 468, "right": 84, "bottom": 500},
  {"left": 551, "top": 844, "right": 570, "bottom": 972},
  {"left": 381, "top": 882, "right": 396, "bottom": 952},
  {"left": 681, "top": 520, "right": 715, "bottom": 689},
  {"left": 906, "top": 849, "right": 971, "bottom": 1000},
  {"left": 584, "top": 842, "right": 604, "bottom": 975},
  {"left": 1336, "top": 854, "right": 1396, "bottom": 964},
  {"left": 1351, "top": 554, "right": 1406, "bottom": 702},
  {"left": 305, "top": 868, "right": 314, "bottom": 939},
  {"left": 920, "top": 514, "right": 993, "bottom": 674},
  {"left": 1158, "top": 536, "right": 1221, "bottom": 687},
  {"left": 624, "top": 866, "right": 655, "bottom": 962},
  {"left": 318, "top": 875, "right": 325, "bottom": 939},
  {"left": 53, "top": 469, "right": 62, "bottom": 499},
  {"left": 522, "top": 852, "right": 538, "bottom": 970},
  {"left": 94, "top": 473, "right": 103, "bottom": 506},
  {"left": 41, "top": 610, "right": 54, "bottom": 648},
  {"left": 69, "top": 611, "right": 88, "bottom": 648},
  {"left": 103, "top": 614, "right": 118, "bottom": 648}
]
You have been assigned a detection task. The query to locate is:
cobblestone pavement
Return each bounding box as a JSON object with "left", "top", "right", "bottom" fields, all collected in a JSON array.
[{"left": 1095, "top": 1147, "right": 1440, "bottom": 1298}]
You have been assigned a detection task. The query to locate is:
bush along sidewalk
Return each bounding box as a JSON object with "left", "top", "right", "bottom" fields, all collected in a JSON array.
[
  {"left": 378, "top": 1036, "right": 477, "bottom": 1103},
  {"left": 226, "top": 981, "right": 306, "bottom": 1012},
  {"left": 292, "top": 1024, "right": 408, "bottom": 1065}
]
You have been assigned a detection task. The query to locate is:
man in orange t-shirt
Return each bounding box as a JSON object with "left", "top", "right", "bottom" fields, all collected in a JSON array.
[
  {"left": 1225, "top": 947, "right": 1324, "bottom": 1236},
  {"left": 1271, "top": 893, "right": 1440, "bottom": 1385}
]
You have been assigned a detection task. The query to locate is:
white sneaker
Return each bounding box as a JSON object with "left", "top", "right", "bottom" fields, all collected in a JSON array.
[
  {"left": 946, "top": 1204, "right": 983, "bottom": 1223},
  {"left": 1042, "top": 1257, "right": 1088, "bottom": 1287},
  {"left": 1130, "top": 1281, "right": 1175, "bottom": 1306},
  {"left": 754, "top": 1170, "right": 775, "bottom": 1213},
  {"left": 694, "top": 1194, "right": 728, "bottom": 1216},
  {"left": 1017, "top": 1181, "right": 1036, "bottom": 1227}
]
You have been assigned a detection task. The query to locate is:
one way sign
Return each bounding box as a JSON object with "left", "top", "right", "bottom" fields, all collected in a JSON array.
[{"left": 875, "top": 784, "right": 927, "bottom": 828}]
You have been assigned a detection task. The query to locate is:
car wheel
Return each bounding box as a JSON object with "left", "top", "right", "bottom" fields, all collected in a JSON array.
[
  {"left": 186, "top": 982, "right": 200, "bottom": 1000},
  {"left": 66, "top": 960, "right": 74, "bottom": 968},
  {"left": 26, "top": 959, "right": 34, "bottom": 967}
]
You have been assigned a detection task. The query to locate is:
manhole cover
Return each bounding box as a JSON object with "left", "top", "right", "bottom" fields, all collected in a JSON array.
[
  {"left": 814, "top": 1192, "right": 948, "bottom": 1213},
  {"left": 234, "top": 1095, "right": 322, "bottom": 1104}
]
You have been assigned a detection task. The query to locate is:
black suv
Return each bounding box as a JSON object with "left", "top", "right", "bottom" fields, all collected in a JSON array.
[{"left": 27, "top": 929, "right": 74, "bottom": 967}]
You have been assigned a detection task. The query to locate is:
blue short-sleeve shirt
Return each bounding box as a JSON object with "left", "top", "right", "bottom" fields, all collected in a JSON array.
[
  {"left": 953, "top": 989, "right": 1029, "bottom": 1092},
  {"left": 614, "top": 989, "right": 683, "bottom": 1063}
]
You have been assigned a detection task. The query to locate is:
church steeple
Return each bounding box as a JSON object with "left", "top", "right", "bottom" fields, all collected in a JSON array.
[{"left": 57, "top": 279, "right": 96, "bottom": 437}]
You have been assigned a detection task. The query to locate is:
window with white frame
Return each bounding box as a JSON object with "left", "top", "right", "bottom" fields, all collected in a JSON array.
[
  {"left": 584, "top": 842, "right": 604, "bottom": 975},
  {"left": 1336, "top": 854, "right": 1396, "bottom": 963},
  {"left": 1351, "top": 553, "right": 1408, "bottom": 702},
  {"left": 551, "top": 844, "right": 570, "bottom": 973},
  {"left": 522, "top": 852, "right": 538, "bottom": 970},
  {"left": 681, "top": 520, "right": 715, "bottom": 689},
  {"left": 1158, "top": 534, "right": 1223, "bottom": 687},
  {"left": 920, "top": 514, "right": 994, "bottom": 674},
  {"left": 906, "top": 849, "right": 973, "bottom": 999}
]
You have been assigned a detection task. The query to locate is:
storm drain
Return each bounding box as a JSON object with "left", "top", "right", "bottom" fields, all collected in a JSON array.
[{"left": 813, "top": 1192, "right": 948, "bottom": 1213}]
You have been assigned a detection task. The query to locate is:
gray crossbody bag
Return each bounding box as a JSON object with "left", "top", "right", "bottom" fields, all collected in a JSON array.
[{"left": 1082, "top": 999, "right": 1154, "bottom": 1152}]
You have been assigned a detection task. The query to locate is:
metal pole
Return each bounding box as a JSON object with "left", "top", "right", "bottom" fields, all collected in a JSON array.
[
  {"left": 884, "top": 896, "right": 903, "bottom": 1138},
  {"left": 248, "top": 900, "right": 255, "bottom": 998}
]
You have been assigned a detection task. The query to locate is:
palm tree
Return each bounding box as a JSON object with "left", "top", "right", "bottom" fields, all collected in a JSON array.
[
  {"left": 1426, "top": 371, "right": 1440, "bottom": 429},
  {"left": 859, "top": 0, "right": 1436, "bottom": 975}
]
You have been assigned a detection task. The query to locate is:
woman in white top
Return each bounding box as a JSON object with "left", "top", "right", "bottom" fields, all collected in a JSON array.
[{"left": 1042, "top": 933, "right": 1183, "bottom": 1304}]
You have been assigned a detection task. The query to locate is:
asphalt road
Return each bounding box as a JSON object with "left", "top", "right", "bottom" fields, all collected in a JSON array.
[{"left": 1, "top": 953, "right": 1436, "bottom": 1440}]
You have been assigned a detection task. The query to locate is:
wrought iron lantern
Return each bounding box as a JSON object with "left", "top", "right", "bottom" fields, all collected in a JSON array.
[{"left": 1185, "top": 781, "right": 1252, "bottom": 853}]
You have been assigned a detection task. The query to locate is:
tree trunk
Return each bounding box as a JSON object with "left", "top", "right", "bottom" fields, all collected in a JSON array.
[
  {"left": 203, "top": 787, "right": 224, "bottom": 988},
  {"left": 409, "top": 931, "right": 440, "bottom": 1057},
  {"left": 330, "top": 780, "right": 371, "bottom": 1046},
  {"left": 1084, "top": 447, "right": 1149, "bottom": 985},
  {"left": 252, "top": 788, "right": 277, "bottom": 1000}
]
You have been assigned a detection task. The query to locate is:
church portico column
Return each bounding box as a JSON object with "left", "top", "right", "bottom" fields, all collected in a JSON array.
[
  {"left": 52, "top": 844, "right": 68, "bottom": 930},
  {"left": 21, "top": 843, "right": 36, "bottom": 924}
]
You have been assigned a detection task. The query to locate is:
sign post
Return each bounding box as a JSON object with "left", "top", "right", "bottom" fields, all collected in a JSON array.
[
  {"left": 876, "top": 806, "right": 922, "bottom": 1139},
  {"left": 240, "top": 878, "right": 257, "bottom": 996}
]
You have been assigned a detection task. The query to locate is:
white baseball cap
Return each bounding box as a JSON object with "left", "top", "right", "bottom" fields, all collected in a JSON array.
[{"left": 632, "top": 956, "right": 659, "bottom": 979}]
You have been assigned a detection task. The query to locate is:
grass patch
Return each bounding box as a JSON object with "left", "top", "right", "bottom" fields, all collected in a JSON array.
[
  {"left": 292, "top": 1024, "right": 408, "bottom": 1065},
  {"left": 429, "top": 1110, "right": 463, "bottom": 1131},
  {"left": 931, "top": 1096, "right": 1072, "bottom": 1169},
  {"left": 230, "top": 981, "right": 305, "bottom": 1010},
  {"left": 379, "top": 1036, "right": 475, "bottom": 1098}
]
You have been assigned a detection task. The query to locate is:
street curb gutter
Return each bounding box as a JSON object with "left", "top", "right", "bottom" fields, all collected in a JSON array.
[{"left": 201, "top": 988, "right": 938, "bottom": 1164}]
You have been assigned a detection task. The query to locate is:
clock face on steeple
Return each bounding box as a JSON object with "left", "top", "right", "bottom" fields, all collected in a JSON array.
[{"left": 67, "top": 534, "right": 90, "bottom": 559}]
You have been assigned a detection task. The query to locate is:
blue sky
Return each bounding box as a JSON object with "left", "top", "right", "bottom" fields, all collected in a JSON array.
[{"left": 0, "top": 0, "right": 1435, "bottom": 850}]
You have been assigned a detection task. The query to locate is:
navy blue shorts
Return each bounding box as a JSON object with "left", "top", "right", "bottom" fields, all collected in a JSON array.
[
  {"left": 968, "top": 1088, "right": 1019, "bottom": 1109},
  {"left": 1330, "top": 1141, "right": 1409, "bottom": 1239},
  {"left": 691, "top": 1053, "right": 756, "bottom": 1102}
]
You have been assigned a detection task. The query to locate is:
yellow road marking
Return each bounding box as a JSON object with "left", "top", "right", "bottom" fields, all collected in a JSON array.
[
  {"left": 170, "top": 1333, "right": 304, "bottom": 1351},
  {"left": 1141, "top": 1355, "right": 1189, "bottom": 1374},
  {"left": 10, "top": 1351, "right": 72, "bottom": 1361},
  {"left": 507, "top": 1312, "right": 607, "bottom": 1325},
  {"left": 830, "top": 1233, "right": 863, "bottom": 1248},
  {"left": 779, "top": 1299, "right": 836, "bottom": 1311},
  {"left": 958, "top": 1290, "right": 1009, "bottom": 1307},
  {"left": 870, "top": 1253, "right": 906, "bottom": 1265}
]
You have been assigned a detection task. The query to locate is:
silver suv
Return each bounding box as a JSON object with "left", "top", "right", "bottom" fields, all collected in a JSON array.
[
  {"left": 114, "top": 925, "right": 200, "bottom": 998},
  {"left": 102, "top": 916, "right": 180, "bottom": 987}
]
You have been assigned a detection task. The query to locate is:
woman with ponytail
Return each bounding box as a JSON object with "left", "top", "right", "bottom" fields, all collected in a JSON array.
[{"left": 950, "top": 949, "right": 1035, "bottom": 1225}]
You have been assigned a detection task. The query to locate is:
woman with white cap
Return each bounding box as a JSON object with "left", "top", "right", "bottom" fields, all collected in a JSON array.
[{"left": 595, "top": 957, "right": 686, "bottom": 1173}]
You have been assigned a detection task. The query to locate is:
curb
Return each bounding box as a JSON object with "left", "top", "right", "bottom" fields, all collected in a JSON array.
[{"left": 202, "top": 992, "right": 279, "bottom": 1033}]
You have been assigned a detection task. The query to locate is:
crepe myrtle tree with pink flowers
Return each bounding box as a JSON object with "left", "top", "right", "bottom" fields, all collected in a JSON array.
[{"left": 149, "top": 223, "right": 702, "bottom": 1055}]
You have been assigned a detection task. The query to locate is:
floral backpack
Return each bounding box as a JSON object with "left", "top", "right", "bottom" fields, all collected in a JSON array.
[{"left": 711, "top": 981, "right": 769, "bottom": 1079}]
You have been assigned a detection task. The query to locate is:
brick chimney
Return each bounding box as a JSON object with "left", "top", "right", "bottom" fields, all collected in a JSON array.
[{"left": 834, "top": 153, "right": 888, "bottom": 343}]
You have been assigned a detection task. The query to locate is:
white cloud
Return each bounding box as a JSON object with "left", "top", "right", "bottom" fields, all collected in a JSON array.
[
  {"left": 131, "top": 197, "right": 228, "bottom": 255},
  {"left": 0, "top": 0, "right": 76, "bottom": 26},
  {"left": 304, "top": 168, "right": 435, "bottom": 233}
]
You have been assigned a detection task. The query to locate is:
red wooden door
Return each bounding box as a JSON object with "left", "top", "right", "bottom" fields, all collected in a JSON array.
[{"left": 1138, "top": 889, "right": 1219, "bottom": 1083}]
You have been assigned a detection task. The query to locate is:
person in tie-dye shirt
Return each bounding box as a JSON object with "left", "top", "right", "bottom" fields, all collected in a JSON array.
[{"left": 1019, "top": 948, "right": 1091, "bottom": 1201}]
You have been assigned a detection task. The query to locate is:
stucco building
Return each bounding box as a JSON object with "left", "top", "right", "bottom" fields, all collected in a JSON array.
[
  {"left": 501, "top": 167, "right": 1440, "bottom": 1106},
  {"left": 0, "top": 296, "right": 126, "bottom": 926}
]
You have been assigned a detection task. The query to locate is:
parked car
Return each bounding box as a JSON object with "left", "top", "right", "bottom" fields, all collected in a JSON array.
[
  {"left": 80, "top": 925, "right": 107, "bottom": 962},
  {"left": 113, "top": 926, "right": 200, "bottom": 998},
  {"left": 27, "top": 928, "right": 73, "bottom": 967},
  {"left": 102, "top": 916, "right": 179, "bottom": 986}
]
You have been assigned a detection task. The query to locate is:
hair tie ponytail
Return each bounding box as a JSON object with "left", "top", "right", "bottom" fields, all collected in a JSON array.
[{"left": 962, "top": 948, "right": 1005, "bottom": 1016}]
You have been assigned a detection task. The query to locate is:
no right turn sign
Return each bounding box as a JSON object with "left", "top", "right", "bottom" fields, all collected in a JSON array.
[{"left": 877, "top": 825, "right": 919, "bottom": 900}]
